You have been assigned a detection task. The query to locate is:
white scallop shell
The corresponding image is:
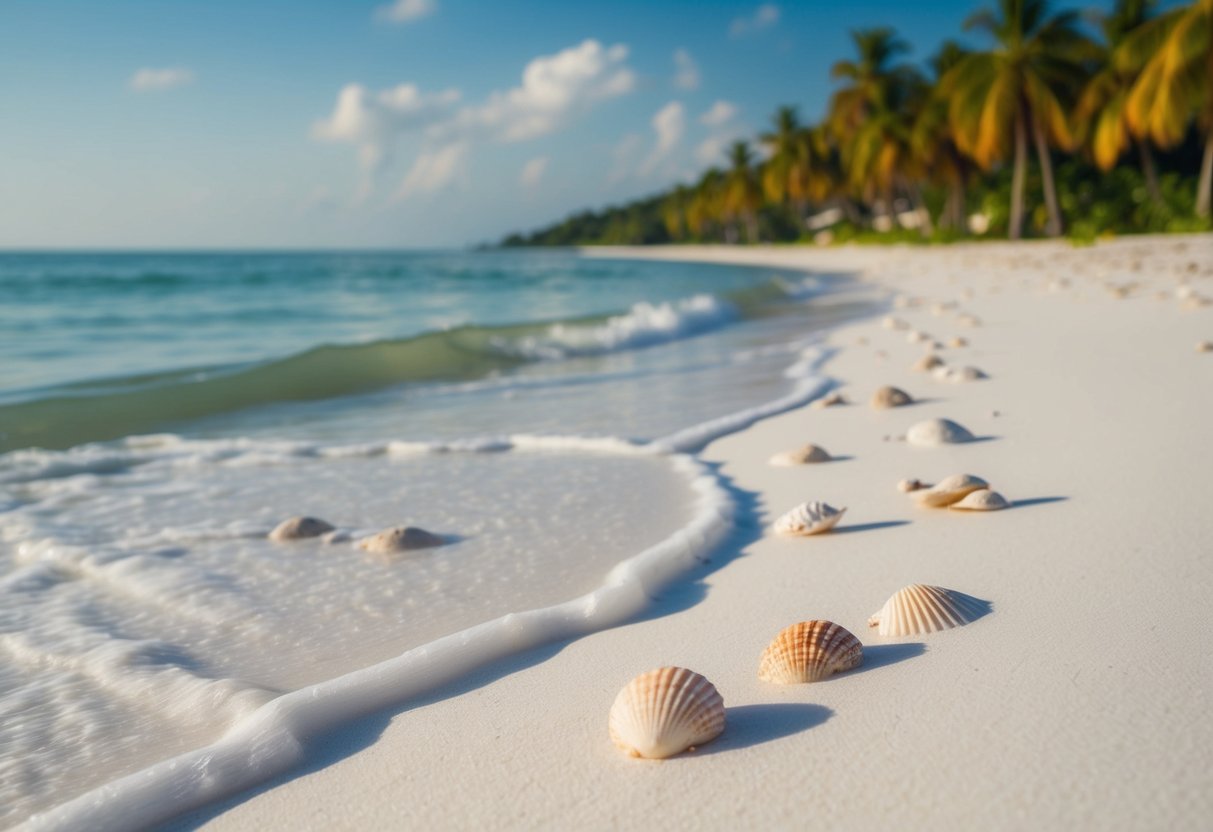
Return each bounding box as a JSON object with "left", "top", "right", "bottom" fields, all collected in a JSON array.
[
  {"left": 868, "top": 584, "right": 988, "bottom": 636},
  {"left": 871, "top": 385, "right": 913, "bottom": 409},
  {"left": 913, "top": 354, "right": 945, "bottom": 372},
  {"left": 359, "top": 526, "right": 445, "bottom": 554},
  {"left": 906, "top": 418, "right": 976, "bottom": 447},
  {"left": 769, "top": 443, "right": 832, "bottom": 466},
  {"left": 932, "top": 365, "right": 987, "bottom": 383},
  {"left": 950, "top": 489, "right": 1010, "bottom": 511},
  {"left": 913, "top": 473, "right": 989, "bottom": 507},
  {"left": 269, "top": 516, "right": 334, "bottom": 542},
  {"left": 608, "top": 667, "right": 725, "bottom": 759},
  {"left": 758, "top": 620, "right": 863, "bottom": 684},
  {"left": 773, "top": 501, "right": 846, "bottom": 536}
]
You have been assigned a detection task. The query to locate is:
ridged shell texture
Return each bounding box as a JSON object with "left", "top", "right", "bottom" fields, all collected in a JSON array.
[
  {"left": 608, "top": 667, "right": 725, "bottom": 759},
  {"left": 758, "top": 620, "right": 864, "bottom": 684},
  {"left": 869, "top": 584, "right": 987, "bottom": 636}
]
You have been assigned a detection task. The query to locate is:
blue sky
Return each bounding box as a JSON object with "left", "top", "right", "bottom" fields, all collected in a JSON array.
[{"left": 0, "top": 0, "right": 1113, "bottom": 248}]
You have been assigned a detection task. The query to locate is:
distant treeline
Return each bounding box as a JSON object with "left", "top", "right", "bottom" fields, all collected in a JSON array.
[{"left": 502, "top": 0, "right": 1212, "bottom": 246}]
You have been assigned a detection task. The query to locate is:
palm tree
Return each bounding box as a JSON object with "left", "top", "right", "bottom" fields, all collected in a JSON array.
[
  {"left": 1121, "top": 0, "right": 1213, "bottom": 216},
  {"left": 829, "top": 28, "right": 912, "bottom": 135},
  {"left": 914, "top": 41, "right": 976, "bottom": 230},
  {"left": 943, "top": 0, "right": 1096, "bottom": 238},
  {"left": 760, "top": 106, "right": 814, "bottom": 220},
  {"left": 661, "top": 185, "right": 691, "bottom": 241},
  {"left": 686, "top": 169, "right": 724, "bottom": 241},
  {"left": 1074, "top": 0, "right": 1162, "bottom": 202},
  {"left": 722, "top": 142, "right": 763, "bottom": 243}
]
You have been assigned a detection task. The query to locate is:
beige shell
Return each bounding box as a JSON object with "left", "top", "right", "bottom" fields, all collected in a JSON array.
[
  {"left": 932, "top": 365, "right": 988, "bottom": 383},
  {"left": 897, "top": 477, "right": 927, "bottom": 493},
  {"left": 906, "top": 418, "right": 976, "bottom": 447},
  {"left": 913, "top": 354, "right": 945, "bottom": 372},
  {"left": 608, "top": 667, "right": 725, "bottom": 759},
  {"left": 868, "top": 584, "right": 987, "bottom": 636},
  {"left": 906, "top": 330, "right": 931, "bottom": 345},
  {"left": 871, "top": 385, "right": 913, "bottom": 409},
  {"left": 758, "top": 620, "right": 864, "bottom": 684},
  {"left": 359, "top": 526, "right": 444, "bottom": 554},
  {"left": 812, "top": 390, "right": 848, "bottom": 409},
  {"left": 769, "top": 443, "right": 832, "bottom": 466},
  {"left": 913, "top": 473, "right": 989, "bottom": 507},
  {"left": 269, "top": 516, "right": 335, "bottom": 542},
  {"left": 950, "top": 489, "right": 1010, "bottom": 511},
  {"left": 773, "top": 501, "right": 846, "bottom": 536},
  {"left": 1182, "top": 295, "right": 1211, "bottom": 310},
  {"left": 882, "top": 316, "right": 909, "bottom": 331},
  {"left": 948, "top": 336, "right": 968, "bottom": 348},
  {"left": 1196, "top": 340, "right": 1213, "bottom": 353},
  {"left": 957, "top": 313, "right": 982, "bottom": 328}
]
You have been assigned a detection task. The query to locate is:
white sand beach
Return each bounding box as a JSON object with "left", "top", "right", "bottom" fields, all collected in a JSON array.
[{"left": 149, "top": 235, "right": 1213, "bottom": 830}]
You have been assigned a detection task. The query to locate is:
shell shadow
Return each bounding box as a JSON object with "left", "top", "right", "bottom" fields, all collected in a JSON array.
[
  {"left": 695, "top": 703, "right": 833, "bottom": 756},
  {"left": 1006, "top": 496, "right": 1068, "bottom": 510},
  {"left": 856, "top": 642, "right": 926, "bottom": 674},
  {"left": 832, "top": 519, "right": 911, "bottom": 535}
]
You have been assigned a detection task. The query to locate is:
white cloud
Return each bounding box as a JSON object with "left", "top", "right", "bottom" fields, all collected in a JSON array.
[
  {"left": 672, "top": 48, "right": 700, "bottom": 91},
  {"left": 395, "top": 142, "right": 468, "bottom": 201},
  {"left": 129, "top": 67, "right": 195, "bottom": 92},
  {"left": 639, "top": 101, "right": 685, "bottom": 176},
  {"left": 455, "top": 40, "right": 635, "bottom": 143},
  {"left": 313, "top": 39, "right": 635, "bottom": 201},
  {"left": 729, "top": 4, "right": 780, "bottom": 37},
  {"left": 519, "top": 157, "right": 549, "bottom": 188},
  {"left": 699, "top": 100, "right": 738, "bottom": 127},
  {"left": 376, "top": 0, "right": 435, "bottom": 24}
]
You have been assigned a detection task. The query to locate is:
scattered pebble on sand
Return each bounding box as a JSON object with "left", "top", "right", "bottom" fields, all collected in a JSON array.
[{"left": 269, "top": 516, "right": 335, "bottom": 542}]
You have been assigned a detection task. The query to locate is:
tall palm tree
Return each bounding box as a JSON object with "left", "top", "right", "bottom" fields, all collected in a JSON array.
[
  {"left": 943, "top": 0, "right": 1096, "bottom": 238},
  {"left": 760, "top": 106, "right": 814, "bottom": 220},
  {"left": 1121, "top": 0, "right": 1213, "bottom": 216},
  {"left": 1074, "top": 0, "right": 1162, "bottom": 202},
  {"left": 722, "top": 142, "right": 763, "bottom": 243},
  {"left": 914, "top": 41, "right": 976, "bottom": 230},
  {"left": 829, "top": 28, "right": 912, "bottom": 135}
]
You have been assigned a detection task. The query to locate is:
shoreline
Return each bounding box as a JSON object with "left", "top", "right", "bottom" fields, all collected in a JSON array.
[{"left": 35, "top": 234, "right": 1213, "bottom": 830}]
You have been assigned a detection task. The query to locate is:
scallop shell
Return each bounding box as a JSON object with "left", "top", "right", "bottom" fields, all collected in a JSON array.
[
  {"left": 906, "top": 418, "right": 976, "bottom": 447},
  {"left": 913, "top": 473, "right": 989, "bottom": 507},
  {"left": 913, "top": 354, "right": 945, "bottom": 372},
  {"left": 269, "top": 516, "right": 335, "bottom": 542},
  {"left": 608, "top": 667, "right": 725, "bottom": 759},
  {"left": 758, "top": 620, "right": 864, "bottom": 684},
  {"left": 897, "top": 477, "right": 927, "bottom": 493},
  {"left": 868, "top": 584, "right": 988, "bottom": 636},
  {"left": 811, "top": 390, "right": 847, "bottom": 409},
  {"left": 769, "top": 443, "right": 832, "bottom": 466},
  {"left": 871, "top": 385, "right": 913, "bottom": 409},
  {"left": 773, "top": 501, "right": 846, "bottom": 536},
  {"left": 950, "top": 489, "right": 1010, "bottom": 511},
  {"left": 359, "top": 526, "right": 445, "bottom": 554},
  {"left": 932, "top": 365, "right": 987, "bottom": 383}
]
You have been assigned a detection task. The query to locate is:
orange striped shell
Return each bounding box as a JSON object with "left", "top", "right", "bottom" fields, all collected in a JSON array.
[
  {"left": 758, "top": 620, "right": 864, "bottom": 684},
  {"left": 608, "top": 667, "right": 725, "bottom": 759}
]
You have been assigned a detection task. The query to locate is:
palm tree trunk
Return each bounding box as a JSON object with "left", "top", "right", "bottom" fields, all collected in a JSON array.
[
  {"left": 1031, "top": 115, "right": 1063, "bottom": 237},
  {"left": 1198, "top": 132, "right": 1213, "bottom": 218},
  {"left": 1010, "top": 111, "right": 1028, "bottom": 240},
  {"left": 1137, "top": 139, "right": 1161, "bottom": 204}
]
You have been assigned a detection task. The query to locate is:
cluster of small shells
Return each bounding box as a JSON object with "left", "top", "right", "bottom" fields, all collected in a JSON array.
[
  {"left": 905, "top": 473, "right": 1010, "bottom": 511},
  {"left": 268, "top": 516, "right": 446, "bottom": 554}
]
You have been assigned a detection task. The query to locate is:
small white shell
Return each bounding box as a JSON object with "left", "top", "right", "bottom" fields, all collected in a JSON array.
[
  {"left": 811, "top": 390, "right": 847, "bottom": 409},
  {"left": 950, "top": 489, "right": 1010, "bottom": 511},
  {"left": 897, "top": 478, "right": 927, "bottom": 493},
  {"left": 932, "top": 365, "right": 987, "bottom": 383},
  {"left": 868, "top": 584, "right": 988, "bottom": 636},
  {"left": 871, "top": 385, "right": 913, "bottom": 409},
  {"left": 913, "top": 473, "right": 989, "bottom": 507},
  {"left": 360, "top": 526, "right": 444, "bottom": 554},
  {"left": 913, "top": 354, "right": 945, "bottom": 372},
  {"left": 773, "top": 501, "right": 846, "bottom": 536},
  {"left": 609, "top": 667, "right": 725, "bottom": 759},
  {"left": 769, "top": 443, "right": 832, "bottom": 466},
  {"left": 269, "top": 516, "right": 335, "bottom": 542},
  {"left": 758, "top": 621, "right": 864, "bottom": 684},
  {"left": 906, "top": 418, "right": 976, "bottom": 447}
]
